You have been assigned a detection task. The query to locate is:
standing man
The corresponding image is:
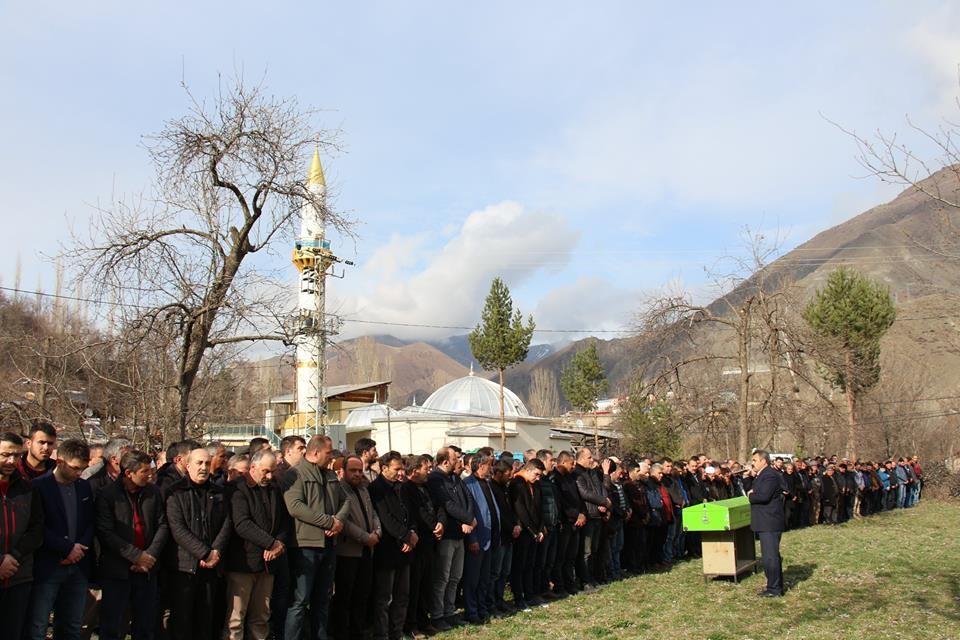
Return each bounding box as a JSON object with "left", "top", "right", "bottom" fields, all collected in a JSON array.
[
  {"left": 283, "top": 435, "right": 351, "bottom": 640},
  {"left": 426, "top": 447, "right": 476, "bottom": 631},
  {"left": 17, "top": 421, "right": 57, "bottom": 480},
  {"left": 574, "top": 447, "right": 610, "bottom": 589},
  {"left": 400, "top": 454, "right": 442, "bottom": 637},
  {"left": 165, "top": 445, "right": 233, "bottom": 640},
  {"left": 331, "top": 455, "right": 381, "bottom": 640},
  {"left": 156, "top": 440, "right": 199, "bottom": 497},
  {"left": 355, "top": 438, "right": 379, "bottom": 483},
  {"left": 369, "top": 451, "right": 418, "bottom": 640},
  {"left": 277, "top": 436, "right": 307, "bottom": 483},
  {"left": 534, "top": 450, "right": 561, "bottom": 599},
  {"left": 224, "top": 448, "right": 288, "bottom": 640},
  {"left": 206, "top": 442, "right": 228, "bottom": 487},
  {"left": 553, "top": 451, "right": 585, "bottom": 595},
  {"left": 28, "top": 438, "right": 96, "bottom": 640},
  {"left": 747, "top": 449, "right": 786, "bottom": 598},
  {"left": 509, "top": 460, "right": 545, "bottom": 610},
  {"left": 0, "top": 432, "right": 43, "bottom": 639},
  {"left": 461, "top": 453, "right": 498, "bottom": 624},
  {"left": 96, "top": 450, "right": 168, "bottom": 640}
]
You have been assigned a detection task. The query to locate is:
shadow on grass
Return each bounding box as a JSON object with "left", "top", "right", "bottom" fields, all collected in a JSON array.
[
  {"left": 784, "top": 562, "right": 817, "bottom": 591},
  {"left": 911, "top": 573, "right": 960, "bottom": 621}
]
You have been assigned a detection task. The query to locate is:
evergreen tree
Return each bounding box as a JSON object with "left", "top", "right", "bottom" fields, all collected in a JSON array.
[
  {"left": 618, "top": 396, "right": 682, "bottom": 460},
  {"left": 560, "top": 339, "right": 609, "bottom": 448},
  {"left": 802, "top": 267, "right": 896, "bottom": 459},
  {"left": 468, "top": 277, "right": 535, "bottom": 450}
]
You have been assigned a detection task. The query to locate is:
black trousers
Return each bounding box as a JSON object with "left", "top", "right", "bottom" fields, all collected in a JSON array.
[
  {"left": 577, "top": 519, "right": 602, "bottom": 586},
  {"left": 169, "top": 569, "right": 220, "bottom": 640},
  {"left": 645, "top": 525, "right": 666, "bottom": 566},
  {"left": 623, "top": 525, "right": 647, "bottom": 571},
  {"left": 534, "top": 524, "right": 558, "bottom": 594},
  {"left": 269, "top": 555, "right": 291, "bottom": 640},
  {"left": 555, "top": 523, "right": 580, "bottom": 593},
  {"left": 330, "top": 552, "right": 373, "bottom": 640},
  {"left": 100, "top": 572, "right": 158, "bottom": 640},
  {"left": 757, "top": 531, "right": 783, "bottom": 595},
  {"left": 0, "top": 582, "right": 31, "bottom": 640},
  {"left": 405, "top": 541, "right": 434, "bottom": 631},
  {"left": 371, "top": 564, "right": 410, "bottom": 640},
  {"left": 510, "top": 532, "right": 537, "bottom": 603}
]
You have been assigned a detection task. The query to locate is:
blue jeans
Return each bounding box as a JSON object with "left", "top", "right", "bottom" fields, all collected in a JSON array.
[
  {"left": 490, "top": 542, "right": 512, "bottom": 606},
  {"left": 663, "top": 519, "right": 679, "bottom": 564},
  {"left": 27, "top": 564, "right": 89, "bottom": 640},
  {"left": 461, "top": 546, "right": 492, "bottom": 618},
  {"left": 285, "top": 546, "right": 337, "bottom": 640},
  {"left": 608, "top": 521, "right": 624, "bottom": 576}
]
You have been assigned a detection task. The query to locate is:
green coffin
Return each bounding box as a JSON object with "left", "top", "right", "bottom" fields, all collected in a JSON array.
[{"left": 682, "top": 496, "right": 751, "bottom": 532}]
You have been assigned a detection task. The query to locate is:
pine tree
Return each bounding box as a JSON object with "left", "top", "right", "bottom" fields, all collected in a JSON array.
[
  {"left": 560, "top": 339, "right": 609, "bottom": 449},
  {"left": 618, "top": 397, "right": 682, "bottom": 460},
  {"left": 802, "top": 267, "right": 896, "bottom": 459},
  {"left": 468, "top": 277, "right": 535, "bottom": 450}
]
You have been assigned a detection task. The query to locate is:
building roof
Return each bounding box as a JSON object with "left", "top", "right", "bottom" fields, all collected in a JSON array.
[
  {"left": 445, "top": 424, "right": 519, "bottom": 437},
  {"left": 265, "top": 381, "right": 391, "bottom": 405},
  {"left": 421, "top": 372, "right": 530, "bottom": 419},
  {"left": 344, "top": 403, "right": 391, "bottom": 429}
]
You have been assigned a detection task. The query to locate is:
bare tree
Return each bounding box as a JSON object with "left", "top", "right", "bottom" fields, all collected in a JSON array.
[
  {"left": 528, "top": 368, "right": 560, "bottom": 417},
  {"left": 67, "top": 77, "right": 353, "bottom": 439},
  {"left": 350, "top": 336, "right": 393, "bottom": 386}
]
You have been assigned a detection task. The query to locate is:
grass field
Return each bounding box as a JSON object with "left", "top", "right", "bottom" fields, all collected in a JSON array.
[{"left": 437, "top": 501, "right": 960, "bottom": 640}]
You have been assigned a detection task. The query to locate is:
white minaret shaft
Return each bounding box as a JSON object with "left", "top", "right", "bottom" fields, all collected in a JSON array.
[{"left": 292, "top": 149, "right": 334, "bottom": 436}]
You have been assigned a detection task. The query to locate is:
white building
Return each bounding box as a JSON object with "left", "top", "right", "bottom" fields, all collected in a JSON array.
[{"left": 351, "top": 371, "right": 572, "bottom": 456}]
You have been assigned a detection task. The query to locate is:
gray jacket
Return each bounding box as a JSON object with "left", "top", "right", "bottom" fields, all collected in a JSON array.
[
  {"left": 337, "top": 483, "right": 381, "bottom": 558},
  {"left": 283, "top": 459, "right": 352, "bottom": 548}
]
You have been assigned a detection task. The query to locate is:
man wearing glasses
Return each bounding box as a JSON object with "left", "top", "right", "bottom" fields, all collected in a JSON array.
[{"left": 27, "top": 438, "right": 95, "bottom": 639}]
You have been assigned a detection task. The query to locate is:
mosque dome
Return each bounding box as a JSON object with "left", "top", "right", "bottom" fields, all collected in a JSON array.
[
  {"left": 344, "top": 403, "right": 390, "bottom": 429},
  {"left": 421, "top": 371, "right": 530, "bottom": 418}
]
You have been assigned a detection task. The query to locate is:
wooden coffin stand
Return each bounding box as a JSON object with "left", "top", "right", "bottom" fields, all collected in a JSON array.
[{"left": 681, "top": 496, "right": 758, "bottom": 583}]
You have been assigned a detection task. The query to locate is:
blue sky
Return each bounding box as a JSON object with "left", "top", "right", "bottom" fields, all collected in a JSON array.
[{"left": 3, "top": 1, "right": 960, "bottom": 343}]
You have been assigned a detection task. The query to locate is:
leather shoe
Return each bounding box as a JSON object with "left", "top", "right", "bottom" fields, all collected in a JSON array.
[{"left": 757, "top": 590, "right": 783, "bottom": 598}]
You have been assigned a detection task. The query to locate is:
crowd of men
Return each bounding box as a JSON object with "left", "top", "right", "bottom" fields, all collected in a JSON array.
[{"left": 0, "top": 421, "right": 925, "bottom": 640}]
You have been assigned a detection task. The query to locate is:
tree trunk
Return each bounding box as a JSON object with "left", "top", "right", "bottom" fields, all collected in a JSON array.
[
  {"left": 844, "top": 351, "right": 857, "bottom": 460},
  {"left": 593, "top": 413, "right": 599, "bottom": 451},
  {"left": 498, "top": 368, "right": 506, "bottom": 451},
  {"left": 737, "top": 318, "right": 752, "bottom": 461}
]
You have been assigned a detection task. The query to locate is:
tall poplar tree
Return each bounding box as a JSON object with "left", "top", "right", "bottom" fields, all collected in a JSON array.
[
  {"left": 561, "top": 339, "right": 609, "bottom": 448},
  {"left": 803, "top": 267, "right": 896, "bottom": 459},
  {"left": 468, "top": 277, "right": 536, "bottom": 450}
]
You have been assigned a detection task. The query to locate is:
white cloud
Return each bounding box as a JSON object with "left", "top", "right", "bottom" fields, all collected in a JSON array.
[
  {"left": 905, "top": 9, "right": 960, "bottom": 117},
  {"left": 532, "top": 276, "right": 637, "bottom": 340},
  {"left": 329, "top": 201, "right": 580, "bottom": 340}
]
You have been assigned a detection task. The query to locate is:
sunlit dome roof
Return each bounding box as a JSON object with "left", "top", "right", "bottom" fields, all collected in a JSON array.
[
  {"left": 422, "top": 371, "right": 530, "bottom": 418},
  {"left": 344, "top": 403, "right": 390, "bottom": 429}
]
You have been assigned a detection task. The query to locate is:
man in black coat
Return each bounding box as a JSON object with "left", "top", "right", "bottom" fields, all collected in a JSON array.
[
  {"left": 0, "top": 431, "right": 43, "bottom": 640},
  {"left": 369, "top": 451, "right": 418, "bottom": 640},
  {"left": 400, "top": 454, "right": 442, "bottom": 636},
  {"left": 164, "top": 445, "right": 232, "bottom": 640},
  {"left": 223, "top": 448, "right": 288, "bottom": 640},
  {"left": 96, "top": 450, "right": 168, "bottom": 640},
  {"left": 748, "top": 449, "right": 786, "bottom": 597},
  {"left": 553, "top": 451, "right": 585, "bottom": 595}
]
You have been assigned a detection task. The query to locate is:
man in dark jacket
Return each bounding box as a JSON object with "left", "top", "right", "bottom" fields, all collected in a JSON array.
[
  {"left": 574, "top": 448, "right": 610, "bottom": 589},
  {"left": 0, "top": 431, "right": 43, "bottom": 640},
  {"left": 96, "top": 450, "right": 168, "bottom": 640},
  {"left": 400, "top": 454, "right": 442, "bottom": 636},
  {"left": 17, "top": 421, "right": 57, "bottom": 481},
  {"left": 534, "top": 451, "right": 561, "bottom": 599},
  {"left": 426, "top": 447, "right": 475, "bottom": 631},
  {"left": 748, "top": 450, "right": 786, "bottom": 597},
  {"left": 509, "top": 460, "right": 545, "bottom": 610},
  {"left": 156, "top": 440, "right": 199, "bottom": 498},
  {"left": 821, "top": 465, "right": 840, "bottom": 524},
  {"left": 369, "top": 451, "right": 418, "bottom": 640},
  {"left": 489, "top": 459, "right": 518, "bottom": 613},
  {"left": 553, "top": 451, "right": 585, "bottom": 595},
  {"left": 165, "top": 445, "right": 232, "bottom": 640},
  {"left": 461, "top": 453, "right": 499, "bottom": 624},
  {"left": 28, "top": 438, "right": 95, "bottom": 640},
  {"left": 224, "top": 448, "right": 287, "bottom": 640}
]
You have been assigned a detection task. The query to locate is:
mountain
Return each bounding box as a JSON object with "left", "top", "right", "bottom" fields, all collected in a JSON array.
[
  {"left": 325, "top": 337, "right": 468, "bottom": 406},
  {"left": 509, "top": 167, "right": 960, "bottom": 411}
]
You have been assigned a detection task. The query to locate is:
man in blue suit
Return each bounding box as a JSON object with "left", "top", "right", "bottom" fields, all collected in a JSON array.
[
  {"left": 462, "top": 453, "right": 500, "bottom": 624},
  {"left": 748, "top": 449, "right": 786, "bottom": 598},
  {"left": 27, "top": 438, "right": 96, "bottom": 640}
]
